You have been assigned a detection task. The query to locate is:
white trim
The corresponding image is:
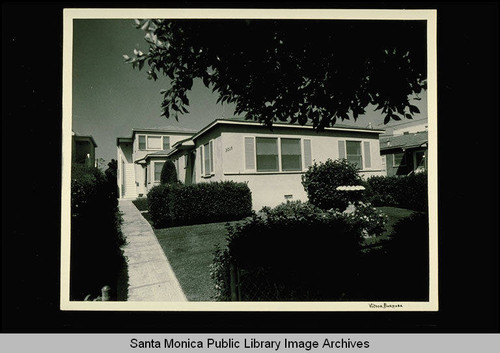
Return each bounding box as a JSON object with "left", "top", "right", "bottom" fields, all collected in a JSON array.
[
  {"left": 303, "top": 138, "right": 313, "bottom": 170},
  {"left": 252, "top": 136, "right": 305, "bottom": 173},
  {"left": 191, "top": 119, "right": 384, "bottom": 142}
]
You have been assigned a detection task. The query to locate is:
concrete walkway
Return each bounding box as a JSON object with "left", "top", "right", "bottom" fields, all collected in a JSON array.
[{"left": 119, "top": 200, "right": 187, "bottom": 301}]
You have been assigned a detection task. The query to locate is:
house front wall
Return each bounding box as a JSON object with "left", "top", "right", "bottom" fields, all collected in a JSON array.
[
  {"left": 132, "top": 132, "right": 193, "bottom": 162},
  {"left": 117, "top": 142, "right": 137, "bottom": 199},
  {"left": 192, "top": 124, "right": 385, "bottom": 210}
]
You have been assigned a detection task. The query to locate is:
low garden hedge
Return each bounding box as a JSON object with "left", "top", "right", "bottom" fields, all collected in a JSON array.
[
  {"left": 211, "top": 201, "right": 367, "bottom": 301},
  {"left": 366, "top": 172, "right": 428, "bottom": 211},
  {"left": 147, "top": 181, "right": 252, "bottom": 228}
]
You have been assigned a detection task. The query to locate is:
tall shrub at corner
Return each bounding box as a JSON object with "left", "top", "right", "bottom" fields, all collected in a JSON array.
[
  {"left": 71, "top": 164, "right": 126, "bottom": 300},
  {"left": 160, "top": 160, "right": 178, "bottom": 185},
  {"left": 302, "top": 159, "right": 363, "bottom": 211}
]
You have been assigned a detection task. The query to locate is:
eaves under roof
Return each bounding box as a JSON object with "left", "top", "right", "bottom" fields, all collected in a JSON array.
[
  {"left": 380, "top": 131, "right": 428, "bottom": 151},
  {"left": 190, "top": 118, "right": 385, "bottom": 142},
  {"left": 73, "top": 135, "right": 98, "bottom": 148},
  {"left": 134, "top": 149, "right": 175, "bottom": 164}
]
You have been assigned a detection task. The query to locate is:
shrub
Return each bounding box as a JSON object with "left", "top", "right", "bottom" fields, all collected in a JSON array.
[
  {"left": 212, "top": 201, "right": 365, "bottom": 301},
  {"left": 354, "top": 211, "right": 429, "bottom": 301},
  {"left": 147, "top": 181, "right": 252, "bottom": 228},
  {"left": 344, "top": 201, "right": 388, "bottom": 238},
  {"left": 302, "top": 159, "right": 364, "bottom": 211},
  {"left": 160, "top": 160, "right": 178, "bottom": 185},
  {"left": 367, "top": 173, "right": 428, "bottom": 211},
  {"left": 71, "top": 164, "right": 126, "bottom": 300}
]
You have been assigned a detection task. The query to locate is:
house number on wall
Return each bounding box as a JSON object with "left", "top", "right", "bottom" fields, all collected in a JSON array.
[{"left": 225, "top": 146, "right": 233, "bottom": 152}]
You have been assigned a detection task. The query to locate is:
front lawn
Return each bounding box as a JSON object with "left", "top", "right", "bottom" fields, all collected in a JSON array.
[
  {"left": 361, "top": 206, "right": 415, "bottom": 249},
  {"left": 153, "top": 221, "right": 239, "bottom": 301},
  {"left": 147, "top": 205, "right": 415, "bottom": 301}
]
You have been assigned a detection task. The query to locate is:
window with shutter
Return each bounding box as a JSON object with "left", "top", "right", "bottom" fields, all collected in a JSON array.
[
  {"left": 163, "top": 136, "right": 170, "bottom": 150},
  {"left": 209, "top": 140, "right": 214, "bottom": 173},
  {"left": 303, "top": 139, "right": 312, "bottom": 168},
  {"left": 338, "top": 140, "right": 346, "bottom": 159},
  {"left": 138, "top": 135, "right": 146, "bottom": 150},
  {"left": 199, "top": 146, "right": 203, "bottom": 176},
  {"left": 363, "top": 141, "right": 371, "bottom": 168},
  {"left": 256, "top": 137, "right": 279, "bottom": 172},
  {"left": 346, "top": 141, "right": 363, "bottom": 168},
  {"left": 244, "top": 137, "right": 255, "bottom": 170},
  {"left": 204, "top": 143, "right": 210, "bottom": 176},
  {"left": 281, "top": 138, "right": 302, "bottom": 171}
]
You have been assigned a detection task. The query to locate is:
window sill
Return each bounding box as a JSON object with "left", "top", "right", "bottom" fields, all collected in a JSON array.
[{"left": 224, "top": 171, "right": 306, "bottom": 176}]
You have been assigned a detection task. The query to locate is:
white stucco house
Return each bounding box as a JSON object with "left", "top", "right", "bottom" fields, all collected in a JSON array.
[
  {"left": 116, "top": 126, "right": 197, "bottom": 199},
  {"left": 117, "top": 119, "right": 386, "bottom": 210}
]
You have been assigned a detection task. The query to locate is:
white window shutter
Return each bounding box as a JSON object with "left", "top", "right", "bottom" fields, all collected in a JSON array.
[
  {"left": 245, "top": 137, "right": 255, "bottom": 170},
  {"left": 303, "top": 139, "right": 312, "bottom": 168},
  {"left": 199, "top": 147, "right": 203, "bottom": 175},
  {"left": 363, "top": 141, "right": 371, "bottom": 168},
  {"left": 338, "top": 140, "right": 346, "bottom": 159},
  {"left": 209, "top": 140, "right": 214, "bottom": 173}
]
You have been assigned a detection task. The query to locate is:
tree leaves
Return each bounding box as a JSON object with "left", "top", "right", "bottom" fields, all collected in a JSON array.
[
  {"left": 125, "top": 19, "right": 426, "bottom": 128},
  {"left": 409, "top": 105, "right": 420, "bottom": 114}
]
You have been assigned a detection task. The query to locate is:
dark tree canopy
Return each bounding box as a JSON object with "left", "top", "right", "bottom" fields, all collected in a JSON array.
[
  {"left": 125, "top": 19, "right": 426, "bottom": 129},
  {"left": 160, "top": 160, "right": 178, "bottom": 185}
]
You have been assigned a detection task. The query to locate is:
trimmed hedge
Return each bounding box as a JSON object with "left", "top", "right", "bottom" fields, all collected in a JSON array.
[
  {"left": 211, "top": 201, "right": 365, "bottom": 301},
  {"left": 354, "top": 211, "right": 429, "bottom": 301},
  {"left": 71, "top": 164, "right": 126, "bottom": 300},
  {"left": 211, "top": 201, "right": 427, "bottom": 302},
  {"left": 147, "top": 181, "right": 252, "bottom": 228},
  {"left": 302, "top": 159, "right": 365, "bottom": 211},
  {"left": 366, "top": 172, "right": 428, "bottom": 211}
]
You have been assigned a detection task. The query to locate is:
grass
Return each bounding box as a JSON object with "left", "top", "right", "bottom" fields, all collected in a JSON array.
[
  {"left": 136, "top": 203, "right": 415, "bottom": 301},
  {"left": 153, "top": 221, "right": 240, "bottom": 301},
  {"left": 132, "top": 198, "right": 148, "bottom": 211},
  {"left": 361, "top": 206, "right": 415, "bottom": 249}
]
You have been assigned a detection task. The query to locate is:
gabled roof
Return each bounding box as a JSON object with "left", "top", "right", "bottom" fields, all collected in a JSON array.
[{"left": 380, "top": 131, "right": 428, "bottom": 151}]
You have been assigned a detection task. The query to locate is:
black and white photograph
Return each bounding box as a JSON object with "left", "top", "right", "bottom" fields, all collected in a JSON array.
[{"left": 61, "top": 9, "right": 438, "bottom": 311}]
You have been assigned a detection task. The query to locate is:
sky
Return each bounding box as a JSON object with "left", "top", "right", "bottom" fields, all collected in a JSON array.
[{"left": 71, "top": 19, "right": 428, "bottom": 165}]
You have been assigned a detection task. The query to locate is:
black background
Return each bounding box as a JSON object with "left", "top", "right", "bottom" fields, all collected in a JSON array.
[{"left": 2, "top": 2, "right": 498, "bottom": 333}]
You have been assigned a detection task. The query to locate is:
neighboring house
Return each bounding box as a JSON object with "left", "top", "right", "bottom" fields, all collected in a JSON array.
[
  {"left": 72, "top": 131, "right": 98, "bottom": 167},
  {"left": 382, "top": 119, "right": 428, "bottom": 136},
  {"left": 116, "top": 127, "right": 197, "bottom": 199},
  {"left": 125, "top": 118, "right": 384, "bottom": 210},
  {"left": 379, "top": 131, "right": 428, "bottom": 176}
]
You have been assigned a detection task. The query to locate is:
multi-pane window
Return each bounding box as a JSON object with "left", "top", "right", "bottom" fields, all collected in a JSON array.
[
  {"left": 281, "top": 138, "right": 302, "bottom": 171},
  {"left": 256, "top": 137, "right": 279, "bottom": 172},
  {"left": 346, "top": 141, "right": 363, "bottom": 167},
  {"left": 139, "top": 136, "right": 146, "bottom": 150},
  {"left": 154, "top": 162, "right": 164, "bottom": 182},
  {"left": 163, "top": 136, "right": 170, "bottom": 150}
]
